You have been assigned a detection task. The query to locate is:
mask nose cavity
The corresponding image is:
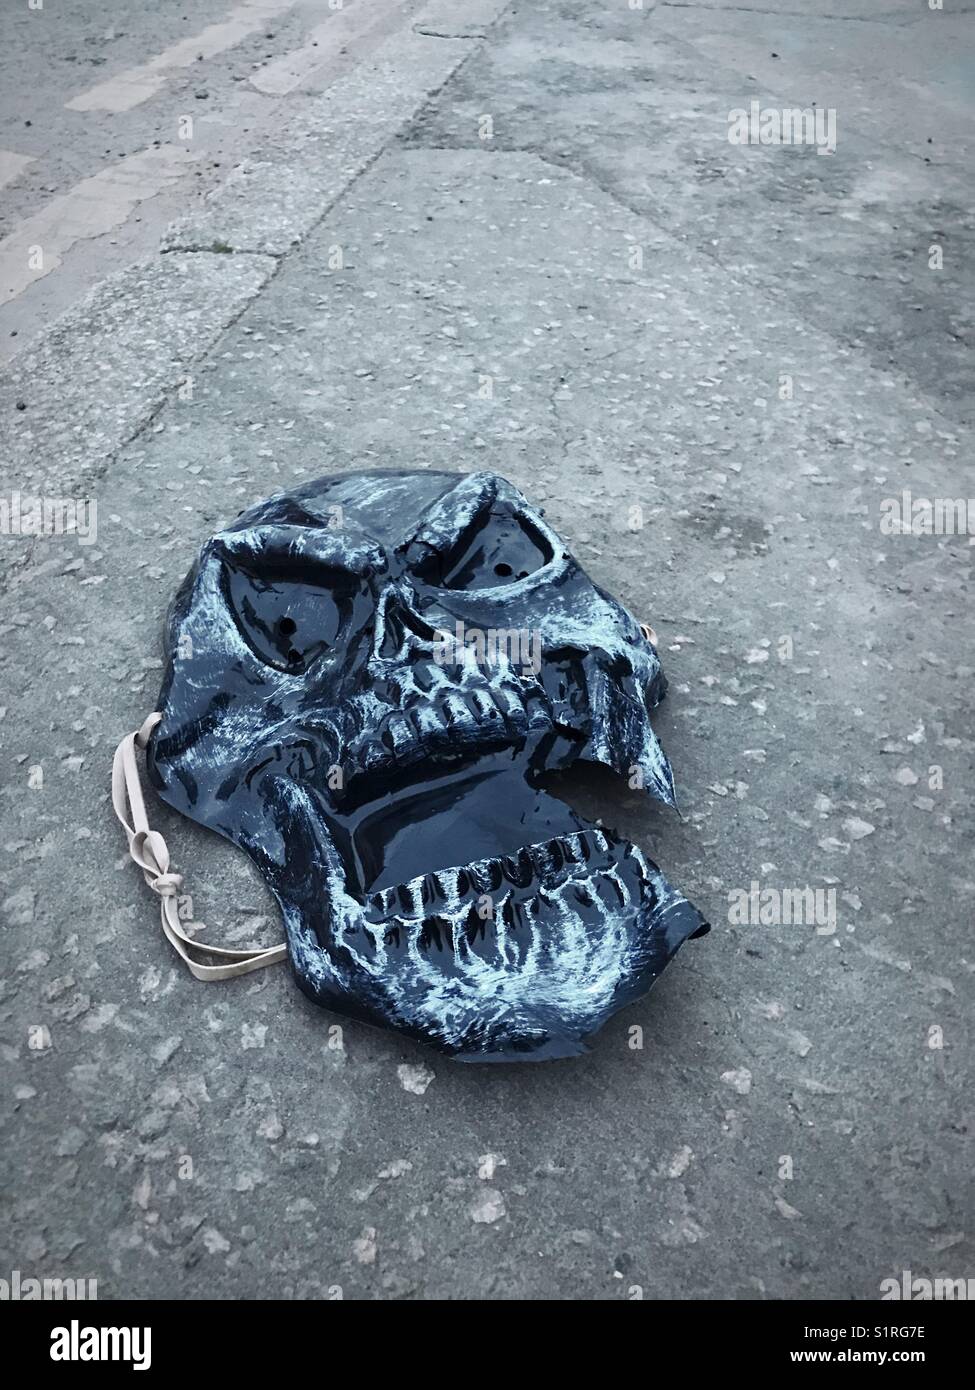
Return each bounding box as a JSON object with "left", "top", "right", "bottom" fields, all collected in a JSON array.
[{"left": 372, "top": 583, "right": 438, "bottom": 661}]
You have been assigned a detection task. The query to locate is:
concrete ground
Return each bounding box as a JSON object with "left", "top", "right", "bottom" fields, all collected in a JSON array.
[{"left": 0, "top": 0, "right": 972, "bottom": 1300}]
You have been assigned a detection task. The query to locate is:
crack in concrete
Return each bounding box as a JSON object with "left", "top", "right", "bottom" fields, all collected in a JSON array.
[
  {"left": 160, "top": 244, "right": 284, "bottom": 258},
  {"left": 414, "top": 25, "right": 488, "bottom": 39}
]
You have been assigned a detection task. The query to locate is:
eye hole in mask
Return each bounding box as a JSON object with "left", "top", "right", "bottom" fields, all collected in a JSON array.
[
  {"left": 418, "top": 506, "right": 554, "bottom": 591},
  {"left": 225, "top": 563, "right": 349, "bottom": 673}
]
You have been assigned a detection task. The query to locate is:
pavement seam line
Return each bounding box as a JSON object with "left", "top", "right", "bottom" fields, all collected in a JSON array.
[
  {"left": 659, "top": 2, "right": 956, "bottom": 22},
  {"left": 387, "top": 138, "right": 966, "bottom": 438},
  {"left": 0, "top": 2, "right": 517, "bottom": 597}
]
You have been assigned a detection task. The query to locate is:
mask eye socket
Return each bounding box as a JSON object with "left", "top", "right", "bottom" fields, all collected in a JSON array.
[
  {"left": 417, "top": 507, "right": 553, "bottom": 591},
  {"left": 224, "top": 562, "right": 349, "bottom": 672}
]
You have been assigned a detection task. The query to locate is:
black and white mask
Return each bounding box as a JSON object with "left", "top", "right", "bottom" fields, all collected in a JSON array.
[{"left": 147, "top": 471, "right": 708, "bottom": 1060}]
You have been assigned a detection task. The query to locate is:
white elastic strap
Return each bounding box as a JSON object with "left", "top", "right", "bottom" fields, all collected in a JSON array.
[{"left": 112, "top": 713, "right": 287, "bottom": 981}]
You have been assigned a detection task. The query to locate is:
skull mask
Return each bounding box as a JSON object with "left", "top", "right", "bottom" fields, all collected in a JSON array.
[{"left": 148, "top": 471, "right": 708, "bottom": 1061}]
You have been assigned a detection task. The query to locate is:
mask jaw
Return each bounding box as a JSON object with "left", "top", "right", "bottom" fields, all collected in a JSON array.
[{"left": 260, "top": 772, "right": 705, "bottom": 1062}]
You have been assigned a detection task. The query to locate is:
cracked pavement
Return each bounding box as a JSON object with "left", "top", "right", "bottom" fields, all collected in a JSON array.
[{"left": 0, "top": 0, "right": 972, "bottom": 1299}]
